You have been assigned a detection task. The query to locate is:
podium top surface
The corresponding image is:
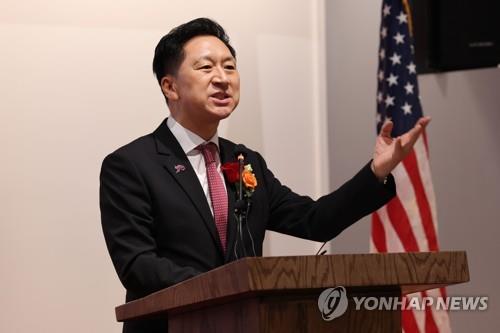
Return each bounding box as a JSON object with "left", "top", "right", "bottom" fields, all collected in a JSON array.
[{"left": 116, "top": 251, "right": 469, "bottom": 321}]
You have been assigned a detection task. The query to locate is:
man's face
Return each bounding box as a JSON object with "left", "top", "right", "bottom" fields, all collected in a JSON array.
[{"left": 168, "top": 35, "right": 240, "bottom": 126}]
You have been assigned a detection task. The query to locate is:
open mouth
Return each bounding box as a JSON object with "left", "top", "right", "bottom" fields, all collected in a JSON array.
[
  {"left": 210, "top": 92, "right": 232, "bottom": 105},
  {"left": 210, "top": 92, "right": 230, "bottom": 100}
]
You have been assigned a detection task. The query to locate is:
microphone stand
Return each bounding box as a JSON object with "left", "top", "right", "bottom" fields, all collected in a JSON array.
[{"left": 235, "top": 153, "right": 247, "bottom": 257}]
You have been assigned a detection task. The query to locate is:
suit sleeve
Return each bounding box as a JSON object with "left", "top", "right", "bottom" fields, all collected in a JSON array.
[
  {"left": 100, "top": 152, "right": 200, "bottom": 296},
  {"left": 256, "top": 154, "right": 396, "bottom": 242}
]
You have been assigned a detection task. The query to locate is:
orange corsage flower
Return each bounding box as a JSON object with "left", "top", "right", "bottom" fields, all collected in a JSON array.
[
  {"left": 242, "top": 169, "right": 257, "bottom": 189},
  {"left": 221, "top": 162, "right": 258, "bottom": 198}
]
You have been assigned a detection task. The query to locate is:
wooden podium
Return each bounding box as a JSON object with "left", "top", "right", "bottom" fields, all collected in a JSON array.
[{"left": 116, "top": 251, "right": 469, "bottom": 332}]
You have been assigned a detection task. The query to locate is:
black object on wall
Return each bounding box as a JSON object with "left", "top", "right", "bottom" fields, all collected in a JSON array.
[{"left": 411, "top": 0, "right": 500, "bottom": 73}]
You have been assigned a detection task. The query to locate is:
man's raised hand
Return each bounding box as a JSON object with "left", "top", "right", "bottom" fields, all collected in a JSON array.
[{"left": 371, "top": 116, "right": 431, "bottom": 180}]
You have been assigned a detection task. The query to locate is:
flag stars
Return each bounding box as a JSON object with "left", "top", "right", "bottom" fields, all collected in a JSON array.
[
  {"left": 393, "top": 32, "right": 405, "bottom": 44},
  {"left": 376, "top": 112, "right": 383, "bottom": 124},
  {"left": 389, "top": 53, "right": 402, "bottom": 65},
  {"left": 379, "top": 48, "right": 386, "bottom": 60},
  {"left": 397, "top": 11, "right": 408, "bottom": 24},
  {"left": 381, "top": 26, "right": 388, "bottom": 38},
  {"left": 385, "top": 95, "right": 395, "bottom": 107},
  {"left": 378, "top": 70, "right": 384, "bottom": 81},
  {"left": 407, "top": 62, "right": 417, "bottom": 74},
  {"left": 404, "top": 82, "right": 414, "bottom": 94},
  {"left": 377, "top": 91, "right": 384, "bottom": 103},
  {"left": 383, "top": 4, "right": 391, "bottom": 17},
  {"left": 386, "top": 73, "right": 399, "bottom": 86},
  {"left": 401, "top": 102, "right": 413, "bottom": 115}
]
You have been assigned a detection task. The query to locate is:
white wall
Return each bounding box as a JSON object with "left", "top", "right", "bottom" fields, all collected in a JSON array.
[
  {"left": 4, "top": 0, "right": 496, "bottom": 331},
  {"left": 0, "top": 0, "right": 327, "bottom": 332},
  {"left": 325, "top": 1, "right": 500, "bottom": 332}
]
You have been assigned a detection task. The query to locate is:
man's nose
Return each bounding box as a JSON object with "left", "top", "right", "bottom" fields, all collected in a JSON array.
[{"left": 212, "top": 66, "right": 229, "bottom": 85}]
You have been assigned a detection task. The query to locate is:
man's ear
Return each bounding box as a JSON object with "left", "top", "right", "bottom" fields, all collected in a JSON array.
[{"left": 160, "top": 75, "right": 179, "bottom": 101}]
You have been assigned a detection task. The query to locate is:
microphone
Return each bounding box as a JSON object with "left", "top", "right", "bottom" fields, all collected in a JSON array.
[
  {"left": 233, "top": 144, "right": 247, "bottom": 159},
  {"left": 236, "top": 148, "right": 245, "bottom": 205},
  {"left": 233, "top": 144, "right": 247, "bottom": 210},
  {"left": 230, "top": 144, "right": 246, "bottom": 258},
  {"left": 232, "top": 144, "right": 256, "bottom": 257},
  {"left": 315, "top": 241, "right": 328, "bottom": 256},
  {"left": 234, "top": 199, "right": 246, "bottom": 211}
]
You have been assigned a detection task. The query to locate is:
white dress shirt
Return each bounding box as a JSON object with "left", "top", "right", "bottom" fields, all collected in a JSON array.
[{"left": 167, "top": 117, "right": 227, "bottom": 215}]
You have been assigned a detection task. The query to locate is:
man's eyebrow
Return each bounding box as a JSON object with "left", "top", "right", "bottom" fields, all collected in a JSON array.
[
  {"left": 194, "top": 55, "right": 236, "bottom": 65},
  {"left": 222, "top": 55, "right": 236, "bottom": 63}
]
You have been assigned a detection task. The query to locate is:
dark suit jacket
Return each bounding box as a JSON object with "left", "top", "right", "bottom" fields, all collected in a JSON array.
[{"left": 99, "top": 119, "right": 395, "bottom": 332}]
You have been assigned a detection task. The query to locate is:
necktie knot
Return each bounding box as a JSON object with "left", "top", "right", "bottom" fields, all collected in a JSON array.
[{"left": 198, "top": 142, "right": 217, "bottom": 165}]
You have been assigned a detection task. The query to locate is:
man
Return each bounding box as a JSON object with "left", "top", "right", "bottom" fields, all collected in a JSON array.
[{"left": 100, "top": 18, "right": 430, "bottom": 333}]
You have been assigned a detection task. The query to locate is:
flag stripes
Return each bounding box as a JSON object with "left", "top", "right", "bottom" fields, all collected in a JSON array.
[{"left": 371, "top": 0, "right": 451, "bottom": 331}]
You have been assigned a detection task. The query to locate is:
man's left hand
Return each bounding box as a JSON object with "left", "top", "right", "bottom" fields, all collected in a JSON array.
[{"left": 371, "top": 116, "right": 431, "bottom": 181}]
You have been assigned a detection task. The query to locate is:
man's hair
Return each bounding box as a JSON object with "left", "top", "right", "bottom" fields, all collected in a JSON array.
[{"left": 152, "top": 17, "right": 236, "bottom": 84}]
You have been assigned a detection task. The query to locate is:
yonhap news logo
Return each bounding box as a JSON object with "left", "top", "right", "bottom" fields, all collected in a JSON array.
[
  {"left": 317, "top": 286, "right": 348, "bottom": 321},
  {"left": 318, "top": 287, "right": 489, "bottom": 321}
]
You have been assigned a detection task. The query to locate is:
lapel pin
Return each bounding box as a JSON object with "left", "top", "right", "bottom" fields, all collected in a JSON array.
[{"left": 174, "top": 164, "right": 186, "bottom": 174}]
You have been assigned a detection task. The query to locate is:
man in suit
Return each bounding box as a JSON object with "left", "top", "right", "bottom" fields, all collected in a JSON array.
[{"left": 100, "top": 18, "right": 430, "bottom": 332}]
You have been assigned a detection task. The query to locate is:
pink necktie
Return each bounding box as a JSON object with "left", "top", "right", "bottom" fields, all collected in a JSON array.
[{"left": 198, "top": 143, "right": 228, "bottom": 252}]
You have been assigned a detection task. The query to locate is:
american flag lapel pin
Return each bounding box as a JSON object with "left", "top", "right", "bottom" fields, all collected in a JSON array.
[{"left": 174, "top": 164, "right": 186, "bottom": 174}]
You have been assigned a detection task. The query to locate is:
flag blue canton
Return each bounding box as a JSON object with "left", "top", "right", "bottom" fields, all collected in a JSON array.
[{"left": 376, "top": 0, "right": 422, "bottom": 136}]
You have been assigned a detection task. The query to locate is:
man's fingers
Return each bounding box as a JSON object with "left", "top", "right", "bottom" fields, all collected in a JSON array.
[
  {"left": 406, "top": 123, "right": 423, "bottom": 147},
  {"left": 417, "top": 116, "right": 431, "bottom": 129},
  {"left": 393, "top": 136, "right": 404, "bottom": 156},
  {"left": 380, "top": 120, "right": 394, "bottom": 138},
  {"left": 402, "top": 117, "right": 429, "bottom": 150}
]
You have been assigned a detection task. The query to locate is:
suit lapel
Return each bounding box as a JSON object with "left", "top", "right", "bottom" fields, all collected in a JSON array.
[{"left": 153, "top": 120, "right": 224, "bottom": 256}]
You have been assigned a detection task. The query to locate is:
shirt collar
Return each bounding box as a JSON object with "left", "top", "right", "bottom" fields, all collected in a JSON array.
[{"left": 167, "top": 117, "right": 219, "bottom": 155}]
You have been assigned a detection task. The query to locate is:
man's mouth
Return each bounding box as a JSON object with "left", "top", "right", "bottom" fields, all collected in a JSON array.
[
  {"left": 210, "top": 92, "right": 232, "bottom": 105},
  {"left": 210, "top": 92, "right": 230, "bottom": 100}
]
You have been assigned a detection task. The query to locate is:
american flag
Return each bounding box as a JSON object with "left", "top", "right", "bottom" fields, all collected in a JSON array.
[{"left": 371, "top": 0, "right": 451, "bottom": 332}]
